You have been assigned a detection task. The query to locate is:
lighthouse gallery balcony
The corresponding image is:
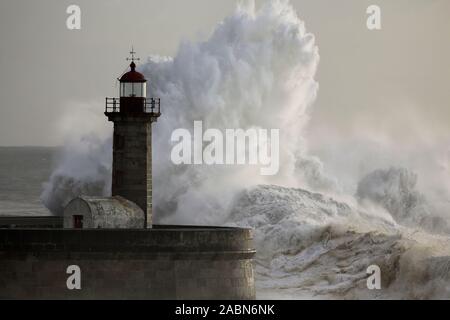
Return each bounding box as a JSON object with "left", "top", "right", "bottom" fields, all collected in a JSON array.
[{"left": 105, "top": 97, "right": 161, "bottom": 116}]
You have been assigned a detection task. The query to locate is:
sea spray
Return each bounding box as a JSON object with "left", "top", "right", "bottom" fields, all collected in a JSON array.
[
  {"left": 144, "top": 0, "right": 338, "bottom": 223},
  {"left": 41, "top": 136, "right": 111, "bottom": 215},
  {"left": 42, "top": 0, "right": 331, "bottom": 219},
  {"left": 357, "top": 167, "right": 449, "bottom": 234}
]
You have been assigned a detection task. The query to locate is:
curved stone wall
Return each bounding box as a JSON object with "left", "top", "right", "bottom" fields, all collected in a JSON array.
[
  {"left": 0, "top": 226, "right": 255, "bottom": 299},
  {"left": 63, "top": 196, "right": 145, "bottom": 229}
]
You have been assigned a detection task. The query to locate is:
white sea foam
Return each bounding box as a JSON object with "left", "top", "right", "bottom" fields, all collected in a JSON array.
[{"left": 228, "top": 184, "right": 450, "bottom": 299}]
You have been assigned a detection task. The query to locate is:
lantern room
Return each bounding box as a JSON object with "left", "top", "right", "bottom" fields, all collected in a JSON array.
[
  {"left": 105, "top": 48, "right": 161, "bottom": 117},
  {"left": 119, "top": 61, "right": 147, "bottom": 98}
]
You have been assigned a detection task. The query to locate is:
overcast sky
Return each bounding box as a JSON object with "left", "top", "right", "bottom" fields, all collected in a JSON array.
[{"left": 0, "top": 0, "right": 449, "bottom": 146}]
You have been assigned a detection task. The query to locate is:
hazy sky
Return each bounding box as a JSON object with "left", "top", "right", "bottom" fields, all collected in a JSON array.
[{"left": 0, "top": 0, "right": 449, "bottom": 146}]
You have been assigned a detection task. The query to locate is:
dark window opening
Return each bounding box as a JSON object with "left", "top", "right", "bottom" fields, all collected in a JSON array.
[{"left": 73, "top": 215, "right": 83, "bottom": 229}]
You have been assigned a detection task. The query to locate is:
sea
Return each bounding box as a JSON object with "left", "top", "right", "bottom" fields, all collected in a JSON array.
[
  {"left": 0, "top": 147, "right": 57, "bottom": 216},
  {"left": 2, "top": 147, "right": 450, "bottom": 299}
]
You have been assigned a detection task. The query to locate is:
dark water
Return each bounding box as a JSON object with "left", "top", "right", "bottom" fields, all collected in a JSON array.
[{"left": 0, "top": 147, "right": 59, "bottom": 216}]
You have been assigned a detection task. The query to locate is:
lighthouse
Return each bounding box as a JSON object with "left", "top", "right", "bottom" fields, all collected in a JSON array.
[
  {"left": 1, "top": 50, "right": 256, "bottom": 301},
  {"left": 105, "top": 49, "right": 161, "bottom": 228}
]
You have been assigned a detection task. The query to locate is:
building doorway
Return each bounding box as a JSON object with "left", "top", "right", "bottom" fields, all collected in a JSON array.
[{"left": 73, "top": 215, "right": 83, "bottom": 229}]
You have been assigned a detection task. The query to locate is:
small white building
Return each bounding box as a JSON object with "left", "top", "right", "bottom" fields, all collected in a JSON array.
[{"left": 63, "top": 196, "right": 144, "bottom": 229}]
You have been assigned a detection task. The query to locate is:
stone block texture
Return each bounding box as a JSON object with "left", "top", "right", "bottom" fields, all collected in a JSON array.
[
  {"left": 109, "top": 116, "right": 153, "bottom": 228},
  {"left": 0, "top": 226, "right": 256, "bottom": 299}
]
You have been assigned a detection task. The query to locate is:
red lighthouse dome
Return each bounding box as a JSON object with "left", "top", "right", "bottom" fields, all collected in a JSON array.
[{"left": 119, "top": 61, "right": 146, "bottom": 83}]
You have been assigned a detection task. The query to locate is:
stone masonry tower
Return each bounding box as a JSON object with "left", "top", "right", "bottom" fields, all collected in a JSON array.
[{"left": 105, "top": 49, "right": 161, "bottom": 228}]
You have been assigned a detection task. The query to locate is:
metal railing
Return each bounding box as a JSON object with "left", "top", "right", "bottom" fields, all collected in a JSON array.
[
  {"left": 105, "top": 98, "right": 120, "bottom": 113},
  {"left": 144, "top": 98, "right": 161, "bottom": 114},
  {"left": 105, "top": 97, "right": 161, "bottom": 115}
]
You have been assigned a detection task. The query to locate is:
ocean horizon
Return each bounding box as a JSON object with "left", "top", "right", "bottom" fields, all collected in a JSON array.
[{"left": 0, "top": 146, "right": 59, "bottom": 216}]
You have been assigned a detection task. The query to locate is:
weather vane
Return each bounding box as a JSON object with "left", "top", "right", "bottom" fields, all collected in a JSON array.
[{"left": 126, "top": 46, "right": 140, "bottom": 63}]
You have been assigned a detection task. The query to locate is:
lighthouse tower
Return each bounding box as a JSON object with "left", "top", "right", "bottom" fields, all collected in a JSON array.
[{"left": 105, "top": 49, "right": 161, "bottom": 228}]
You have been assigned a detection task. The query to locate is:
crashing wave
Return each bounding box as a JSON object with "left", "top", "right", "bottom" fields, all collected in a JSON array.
[
  {"left": 229, "top": 184, "right": 450, "bottom": 299},
  {"left": 356, "top": 167, "right": 450, "bottom": 234}
]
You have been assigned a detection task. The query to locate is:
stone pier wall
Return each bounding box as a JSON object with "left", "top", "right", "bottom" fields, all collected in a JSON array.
[{"left": 0, "top": 226, "right": 256, "bottom": 300}]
